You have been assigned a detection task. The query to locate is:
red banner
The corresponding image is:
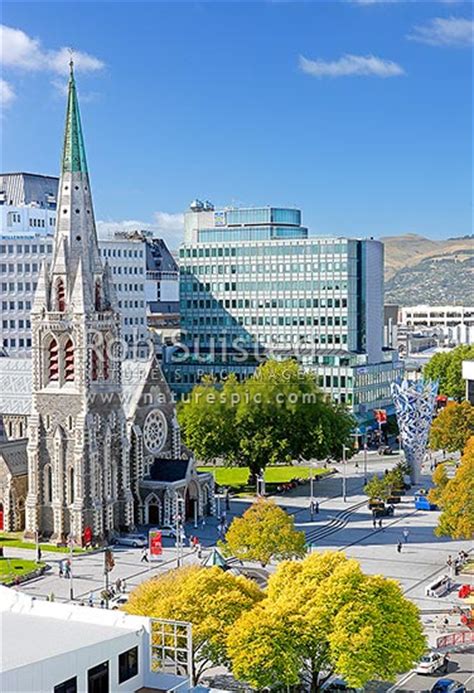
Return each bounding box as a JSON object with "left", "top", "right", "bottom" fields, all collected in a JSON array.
[
  {"left": 374, "top": 409, "right": 387, "bottom": 424},
  {"left": 149, "top": 530, "right": 162, "bottom": 558}
]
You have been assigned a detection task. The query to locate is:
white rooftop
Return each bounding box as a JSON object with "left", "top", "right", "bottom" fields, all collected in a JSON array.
[{"left": 0, "top": 586, "right": 146, "bottom": 673}]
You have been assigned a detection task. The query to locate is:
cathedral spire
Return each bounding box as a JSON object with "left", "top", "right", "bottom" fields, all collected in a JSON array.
[{"left": 62, "top": 59, "right": 88, "bottom": 174}]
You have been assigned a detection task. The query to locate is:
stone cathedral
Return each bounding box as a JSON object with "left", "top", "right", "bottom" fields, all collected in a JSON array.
[{"left": 0, "top": 64, "right": 213, "bottom": 544}]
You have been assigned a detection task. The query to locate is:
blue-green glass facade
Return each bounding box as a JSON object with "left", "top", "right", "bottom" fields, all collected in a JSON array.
[{"left": 166, "top": 206, "right": 403, "bottom": 422}]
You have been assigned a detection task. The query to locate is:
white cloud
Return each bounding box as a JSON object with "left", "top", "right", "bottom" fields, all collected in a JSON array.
[
  {"left": 0, "top": 78, "right": 16, "bottom": 108},
  {"left": 97, "top": 212, "right": 184, "bottom": 249},
  {"left": 407, "top": 16, "right": 473, "bottom": 46},
  {"left": 299, "top": 53, "right": 405, "bottom": 78},
  {"left": 1, "top": 25, "right": 104, "bottom": 73}
]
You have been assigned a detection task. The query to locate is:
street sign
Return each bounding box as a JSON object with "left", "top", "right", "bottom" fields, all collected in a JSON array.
[{"left": 149, "top": 530, "right": 163, "bottom": 559}]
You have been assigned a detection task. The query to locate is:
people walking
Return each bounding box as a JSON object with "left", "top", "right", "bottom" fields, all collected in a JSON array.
[
  {"left": 397, "top": 541, "right": 402, "bottom": 553},
  {"left": 121, "top": 579, "right": 126, "bottom": 593},
  {"left": 88, "top": 593, "right": 94, "bottom": 608},
  {"left": 315, "top": 501, "right": 319, "bottom": 514},
  {"left": 115, "top": 577, "right": 122, "bottom": 592},
  {"left": 58, "top": 562, "right": 64, "bottom": 578},
  {"left": 403, "top": 528, "right": 410, "bottom": 543},
  {"left": 140, "top": 548, "right": 149, "bottom": 563}
]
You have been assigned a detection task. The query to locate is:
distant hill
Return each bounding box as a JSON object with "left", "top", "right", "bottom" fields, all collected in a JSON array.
[{"left": 381, "top": 234, "right": 473, "bottom": 306}]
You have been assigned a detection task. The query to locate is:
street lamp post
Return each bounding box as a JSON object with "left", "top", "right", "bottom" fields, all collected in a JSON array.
[
  {"left": 68, "top": 534, "right": 74, "bottom": 601},
  {"left": 175, "top": 497, "right": 185, "bottom": 569},
  {"left": 342, "top": 445, "right": 347, "bottom": 503},
  {"left": 363, "top": 432, "right": 368, "bottom": 484}
]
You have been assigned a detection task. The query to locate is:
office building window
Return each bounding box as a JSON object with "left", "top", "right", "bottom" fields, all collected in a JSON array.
[
  {"left": 54, "top": 677, "right": 77, "bottom": 693},
  {"left": 87, "top": 661, "right": 109, "bottom": 693},
  {"left": 118, "top": 646, "right": 139, "bottom": 683}
]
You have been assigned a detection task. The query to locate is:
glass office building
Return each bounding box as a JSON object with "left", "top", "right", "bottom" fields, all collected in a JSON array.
[{"left": 164, "top": 204, "right": 403, "bottom": 425}]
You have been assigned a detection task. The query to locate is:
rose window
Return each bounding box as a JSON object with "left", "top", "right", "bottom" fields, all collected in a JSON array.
[{"left": 143, "top": 409, "right": 168, "bottom": 454}]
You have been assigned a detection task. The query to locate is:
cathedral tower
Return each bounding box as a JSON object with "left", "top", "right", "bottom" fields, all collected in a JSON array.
[{"left": 25, "top": 62, "right": 133, "bottom": 544}]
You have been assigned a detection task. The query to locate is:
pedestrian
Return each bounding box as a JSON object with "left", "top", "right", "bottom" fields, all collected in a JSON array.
[
  {"left": 36, "top": 546, "right": 42, "bottom": 563},
  {"left": 373, "top": 517, "right": 377, "bottom": 529},
  {"left": 121, "top": 579, "right": 126, "bottom": 593},
  {"left": 58, "top": 562, "right": 64, "bottom": 578},
  {"left": 115, "top": 577, "right": 122, "bottom": 592},
  {"left": 100, "top": 599, "right": 105, "bottom": 609},
  {"left": 310, "top": 501, "right": 315, "bottom": 520},
  {"left": 201, "top": 516, "right": 206, "bottom": 528},
  {"left": 88, "top": 593, "right": 94, "bottom": 608},
  {"left": 403, "top": 528, "right": 410, "bottom": 543},
  {"left": 225, "top": 492, "right": 230, "bottom": 511},
  {"left": 397, "top": 541, "right": 402, "bottom": 553},
  {"left": 192, "top": 536, "right": 199, "bottom": 551},
  {"left": 65, "top": 560, "right": 71, "bottom": 578},
  {"left": 140, "top": 548, "right": 149, "bottom": 563},
  {"left": 49, "top": 592, "right": 55, "bottom": 602},
  {"left": 315, "top": 501, "right": 319, "bottom": 514},
  {"left": 378, "top": 519, "right": 383, "bottom": 529},
  {"left": 197, "top": 543, "right": 202, "bottom": 560}
]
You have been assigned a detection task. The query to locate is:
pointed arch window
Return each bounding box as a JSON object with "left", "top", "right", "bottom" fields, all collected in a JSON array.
[
  {"left": 48, "top": 338, "right": 59, "bottom": 381},
  {"left": 56, "top": 278, "right": 65, "bottom": 312},
  {"left": 95, "top": 280, "right": 101, "bottom": 311},
  {"left": 103, "top": 340, "right": 109, "bottom": 380},
  {"left": 64, "top": 338, "right": 75, "bottom": 382},
  {"left": 44, "top": 464, "right": 52, "bottom": 504},
  {"left": 91, "top": 349, "right": 99, "bottom": 381},
  {"left": 67, "top": 466, "right": 74, "bottom": 505}
]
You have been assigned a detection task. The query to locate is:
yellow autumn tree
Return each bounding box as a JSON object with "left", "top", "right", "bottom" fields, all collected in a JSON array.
[
  {"left": 432, "top": 436, "right": 474, "bottom": 539},
  {"left": 221, "top": 497, "right": 306, "bottom": 566},
  {"left": 125, "top": 565, "right": 263, "bottom": 684},
  {"left": 227, "top": 551, "right": 426, "bottom": 690}
]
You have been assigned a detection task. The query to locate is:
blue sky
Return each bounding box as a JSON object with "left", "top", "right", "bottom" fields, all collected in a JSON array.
[{"left": 2, "top": 1, "right": 472, "bottom": 246}]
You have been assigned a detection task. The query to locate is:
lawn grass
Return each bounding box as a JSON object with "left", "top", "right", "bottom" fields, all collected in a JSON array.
[
  {"left": 197, "top": 464, "right": 329, "bottom": 494},
  {"left": 0, "top": 557, "right": 44, "bottom": 584},
  {"left": 0, "top": 532, "right": 87, "bottom": 554}
]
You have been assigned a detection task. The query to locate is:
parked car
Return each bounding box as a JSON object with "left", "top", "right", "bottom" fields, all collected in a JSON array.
[
  {"left": 415, "top": 651, "right": 449, "bottom": 675},
  {"left": 320, "top": 677, "right": 363, "bottom": 692},
  {"left": 415, "top": 493, "right": 438, "bottom": 511},
  {"left": 113, "top": 533, "right": 147, "bottom": 548},
  {"left": 109, "top": 593, "right": 129, "bottom": 610},
  {"left": 430, "top": 679, "right": 466, "bottom": 693},
  {"left": 158, "top": 526, "right": 178, "bottom": 539}
]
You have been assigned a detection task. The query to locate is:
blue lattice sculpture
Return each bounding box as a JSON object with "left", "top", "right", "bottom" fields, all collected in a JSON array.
[{"left": 391, "top": 379, "right": 438, "bottom": 484}]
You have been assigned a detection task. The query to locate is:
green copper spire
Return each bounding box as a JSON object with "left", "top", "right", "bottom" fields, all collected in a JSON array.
[{"left": 61, "top": 60, "right": 88, "bottom": 173}]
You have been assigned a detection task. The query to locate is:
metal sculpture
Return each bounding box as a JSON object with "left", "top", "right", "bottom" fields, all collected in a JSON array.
[{"left": 391, "top": 379, "right": 438, "bottom": 484}]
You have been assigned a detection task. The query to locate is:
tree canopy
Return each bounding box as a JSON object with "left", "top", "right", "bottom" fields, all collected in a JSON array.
[
  {"left": 227, "top": 551, "right": 426, "bottom": 690},
  {"left": 124, "top": 565, "right": 263, "bottom": 684},
  {"left": 178, "top": 360, "right": 356, "bottom": 478},
  {"left": 424, "top": 344, "right": 474, "bottom": 401},
  {"left": 429, "top": 437, "right": 474, "bottom": 540},
  {"left": 221, "top": 498, "right": 306, "bottom": 566},
  {"left": 429, "top": 401, "right": 474, "bottom": 453}
]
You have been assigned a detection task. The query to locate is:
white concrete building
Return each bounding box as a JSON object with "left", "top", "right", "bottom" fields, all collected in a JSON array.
[
  {"left": 400, "top": 305, "right": 474, "bottom": 346},
  {"left": 1, "top": 180, "right": 179, "bottom": 356},
  {"left": 0, "top": 585, "right": 192, "bottom": 692}
]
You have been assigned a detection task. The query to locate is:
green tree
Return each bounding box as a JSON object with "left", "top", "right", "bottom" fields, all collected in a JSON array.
[
  {"left": 227, "top": 551, "right": 425, "bottom": 691},
  {"left": 431, "top": 437, "right": 474, "bottom": 540},
  {"left": 424, "top": 344, "right": 474, "bottom": 401},
  {"left": 179, "top": 359, "right": 356, "bottom": 480},
  {"left": 364, "top": 474, "right": 392, "bottom": 502},
  {"left": 177, "top": 375, "right": 237, "bottom": 464},
  {"left": 221, "top": 498, "right": 306, "bottom": 566},
  {"left": 428, "top": 463, "right": 449, "bottom": 506},
  {"left": 125, "top": 565, "right": 263, "bottom": 684},
  {"left": 429, "top": 401, "right": 474, "bottom": 453}
]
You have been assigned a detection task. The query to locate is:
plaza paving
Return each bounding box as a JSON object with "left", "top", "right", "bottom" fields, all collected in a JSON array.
[{"left": 7, "top": 449, "right": 473, "bottom": 689}]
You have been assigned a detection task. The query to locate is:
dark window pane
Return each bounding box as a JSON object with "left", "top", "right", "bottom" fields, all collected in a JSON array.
[
  {"left": 118, "top": 646, "right": 138, "bottom": 683},
  {"left": 54, "top": 677, "right": 77, "bottom": 693},
  {"left": 87, "top": 661, "right": 109, "bottom": 693}
]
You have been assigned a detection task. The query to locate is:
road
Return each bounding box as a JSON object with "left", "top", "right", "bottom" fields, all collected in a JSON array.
[
  {"left": 9, "top": 448, "right": 473, "bottom": 690},
  {"left": 392, "top": 649, "right": 474, "bottom": 691}
]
